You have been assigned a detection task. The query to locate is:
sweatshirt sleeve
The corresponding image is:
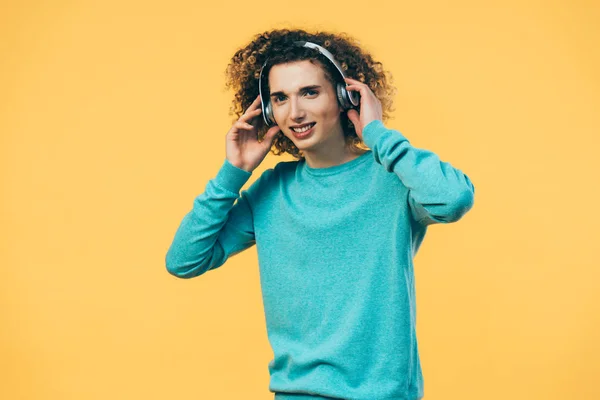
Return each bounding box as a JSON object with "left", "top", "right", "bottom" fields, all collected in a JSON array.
[
  {"left": 165, "top": 158, "right": 258, "bottom": 279},
  {"left": 361, "top": 119, "right": 475, "bottom": 226}
]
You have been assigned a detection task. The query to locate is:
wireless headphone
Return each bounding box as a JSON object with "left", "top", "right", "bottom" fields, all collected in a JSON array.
[{"left": 258, "top": 40, "right": 360, "bottom": 127}]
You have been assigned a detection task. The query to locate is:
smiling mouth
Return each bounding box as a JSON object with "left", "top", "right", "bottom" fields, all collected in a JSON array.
[{"left": 290, "top": 122, "right": 316, "bottom": 133}]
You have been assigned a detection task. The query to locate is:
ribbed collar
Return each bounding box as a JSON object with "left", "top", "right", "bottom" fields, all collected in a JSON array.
[{"left": 301, "top": 150, "right": 373, "bottom": 177}]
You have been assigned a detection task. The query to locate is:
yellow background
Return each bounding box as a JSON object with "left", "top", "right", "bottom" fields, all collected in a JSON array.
[{"left": 2, "top": 0, "right": 599, "bottom": 399}]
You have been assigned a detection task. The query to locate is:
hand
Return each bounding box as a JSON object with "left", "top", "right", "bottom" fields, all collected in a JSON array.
[
  {"left": 344, "top": 77, "right": 383, "bottom": 140},
  {"left": 226, "top": 95, "right": 281, "bottom": 172}
]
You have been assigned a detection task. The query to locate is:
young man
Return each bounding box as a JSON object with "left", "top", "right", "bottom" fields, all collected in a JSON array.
[{"left": 166, "top": 34, "right": 475, "bottom": 400}]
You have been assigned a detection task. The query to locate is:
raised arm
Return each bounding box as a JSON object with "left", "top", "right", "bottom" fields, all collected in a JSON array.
[
  {"left": 361, "top": 120, "right": 475, "bottom": 226},
  {"left": 165, "top": 159, "right": 257, "bottom": 278},
  {"left": 166, "top": 93, "right": 281, "bottom": 278}
]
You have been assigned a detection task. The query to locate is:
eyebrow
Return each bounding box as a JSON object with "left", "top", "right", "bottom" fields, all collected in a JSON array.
[{"left": 270, "top": 85, "right": 322, "bottom": 98}]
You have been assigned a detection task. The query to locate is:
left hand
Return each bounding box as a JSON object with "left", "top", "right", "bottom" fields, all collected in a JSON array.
[{"left": 344, "top": 77, "right": 383, "bottom": 139}]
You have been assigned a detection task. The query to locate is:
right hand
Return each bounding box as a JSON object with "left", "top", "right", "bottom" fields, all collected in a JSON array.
[{"left": 226, "top": 95, "right": 281, "bottom": 173}]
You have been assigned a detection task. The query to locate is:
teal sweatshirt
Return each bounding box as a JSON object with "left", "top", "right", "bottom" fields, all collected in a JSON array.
[{"left": 165, "top": 119, "right": 475, "bottom": 400}]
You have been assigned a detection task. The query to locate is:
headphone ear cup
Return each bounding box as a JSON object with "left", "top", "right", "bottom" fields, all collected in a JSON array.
[
  {"left": 336, "top": 83, "right": 351, "bottom": 110},
  {"left": 265, "top": 101, "right": 275, "bottom": 126},
  {"left": 336, "top": 83, "right": 361, "bottom": 110},
  {"left": 338, "top": 83, "right": 360, "bottom": 110}
]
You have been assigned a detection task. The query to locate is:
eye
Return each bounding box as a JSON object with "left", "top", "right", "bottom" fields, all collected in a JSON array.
[{"left": 273, "top": 90, "right": 318, "bottom": 104}]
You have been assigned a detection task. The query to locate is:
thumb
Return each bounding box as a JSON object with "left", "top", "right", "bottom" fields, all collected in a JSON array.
[
  {"left": 347, "top": 109, "right": 359, "bottom": 127},
  {"left": 264, "top": 125, "right": 281, "bottom": 143}
]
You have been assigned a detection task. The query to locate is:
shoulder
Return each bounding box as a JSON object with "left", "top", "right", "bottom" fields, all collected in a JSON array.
[
  {"left": 273, "top": 159, "right": 301, "bottom": 177},
  {"left": 254, "top": 159, "right": 296, "bottom": 182},
  {"left": 244, "top": 159, "right": 299, "bottom": 197}
]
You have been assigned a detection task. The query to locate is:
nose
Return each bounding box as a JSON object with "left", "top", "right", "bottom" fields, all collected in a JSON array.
[{"left": 289, "top": 96, "right": 306, "bottom": 122}]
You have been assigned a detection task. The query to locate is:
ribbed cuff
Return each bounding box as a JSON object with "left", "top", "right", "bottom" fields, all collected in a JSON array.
[
  {"left": 361, "top": 119, "right": 386, "bottom": 149},
  {"left": 213, "top": 158, "right": 252, "bottom": 194},
  {"left": 361, "top": 119, "right": 410, "bottom": 149}
]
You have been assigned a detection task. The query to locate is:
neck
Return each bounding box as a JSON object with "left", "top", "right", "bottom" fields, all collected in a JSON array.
[{"left": 303, "top": 134, "right": 367, "bottom": 169}]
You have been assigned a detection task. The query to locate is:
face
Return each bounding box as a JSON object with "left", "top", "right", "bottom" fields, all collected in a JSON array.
[{"left": 267, "top": 60, "right": 345, "bottom": 154}]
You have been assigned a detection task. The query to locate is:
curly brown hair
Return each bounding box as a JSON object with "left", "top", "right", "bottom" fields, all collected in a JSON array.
[{"left": 224, "top": 27, "right": 397, "bottom": 160}]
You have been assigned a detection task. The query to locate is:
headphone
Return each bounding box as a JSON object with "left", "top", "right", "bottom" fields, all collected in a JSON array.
[{"left": 258, "top": 40, "right": 360, "bottom": 127}]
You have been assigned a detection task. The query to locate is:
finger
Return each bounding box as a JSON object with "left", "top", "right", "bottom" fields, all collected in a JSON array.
[
  {"left": 345, "top": 84, "right": 364, "bottom": 93},
  {"left": 266, "top": 125, "right": 281, "bottom": 138},
  {"left": 344, "top": 77, "right": 363, "bottom": 84},
  {"left": 243, "top": 95, "right": 262, "bottom": 115},
  {"left": 241, "top": 108, "right": 262, "bottom": 122},
  {"left": 234, "top": 120, "right": 254, "bottom": 130},
  {"left": 347, "top": 109, "right": 359, "bottom": 121}
]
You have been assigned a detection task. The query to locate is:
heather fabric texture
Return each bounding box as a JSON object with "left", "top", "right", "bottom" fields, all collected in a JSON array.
[{"left": 166, "top": 119, "right": 475, "bottom": 400}]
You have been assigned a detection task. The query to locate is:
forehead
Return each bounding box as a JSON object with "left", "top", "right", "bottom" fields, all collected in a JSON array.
[{"left": 268, "top": 60, "right": 329, "bottom": 90}]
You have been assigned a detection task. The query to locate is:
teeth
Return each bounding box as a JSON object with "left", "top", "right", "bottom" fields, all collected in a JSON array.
[{"left": 291, "top": 123, "right": 314, "bottom": 133}]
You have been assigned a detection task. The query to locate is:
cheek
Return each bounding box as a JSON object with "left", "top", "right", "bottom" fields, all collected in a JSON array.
[
  {"left": 310, "top": 104, "right": 337, "bottom": 126},
  {"left": 321, "top": 105, "right": 342, "bottom": 126}
]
